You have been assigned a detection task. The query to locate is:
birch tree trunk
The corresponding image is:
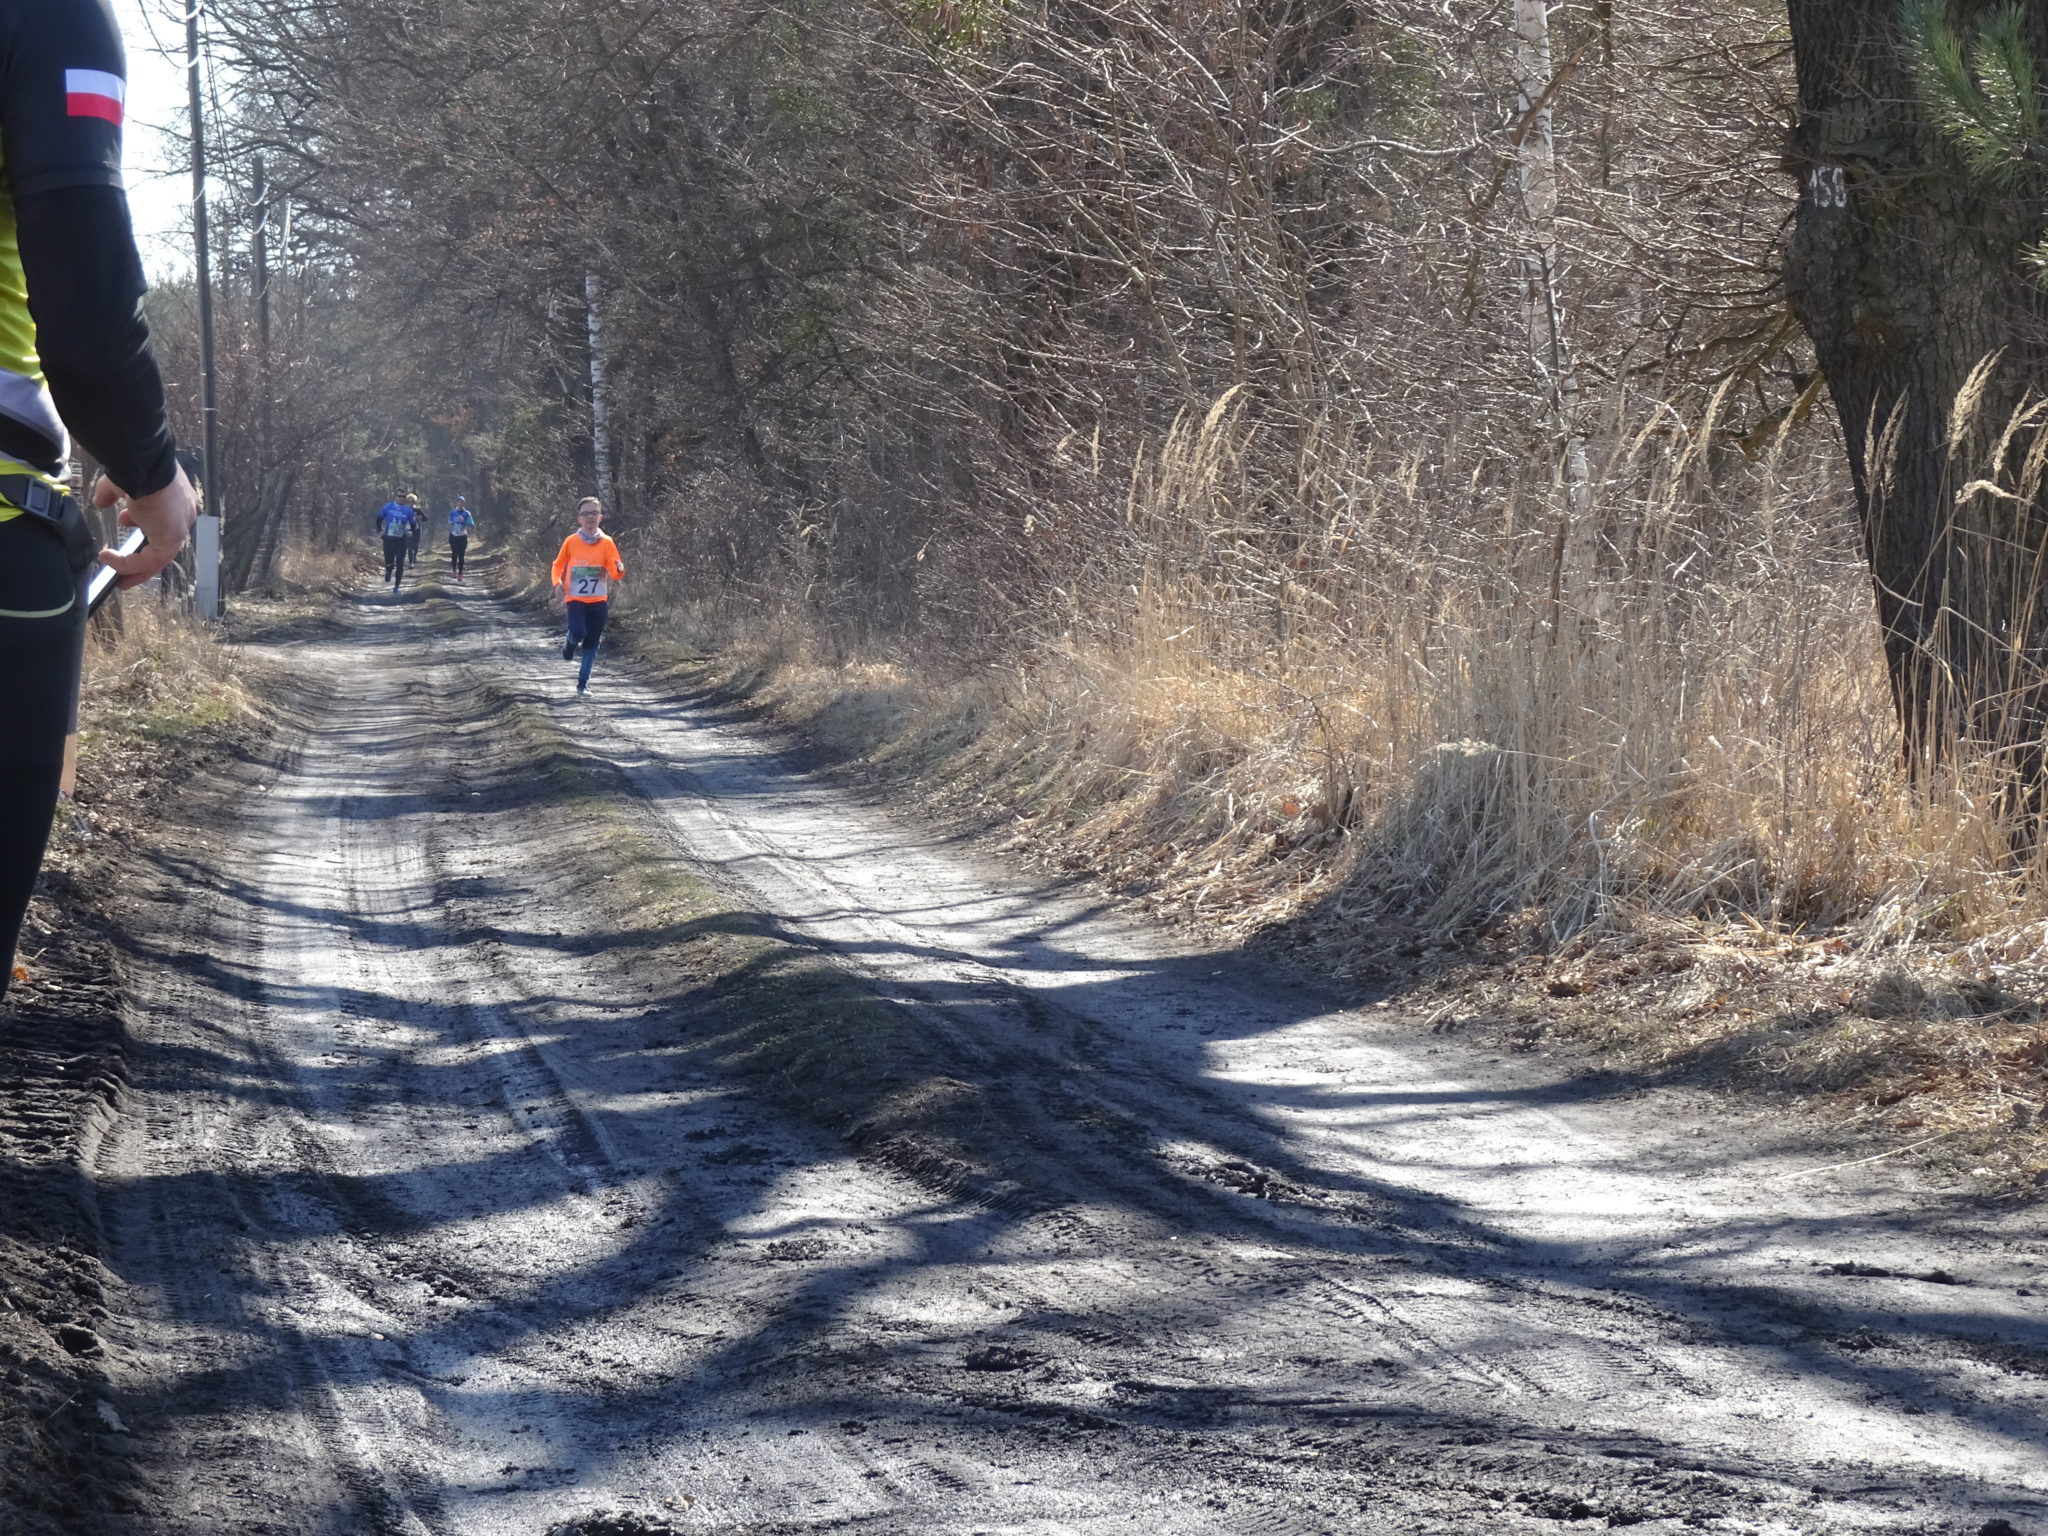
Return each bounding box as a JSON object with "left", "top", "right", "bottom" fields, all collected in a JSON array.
[
  {"left": 585, "top": 270, "right": 618, "bottom": 516},
  {"left": 1511, "top": 0, "right": 1594, "bottom": 578}
]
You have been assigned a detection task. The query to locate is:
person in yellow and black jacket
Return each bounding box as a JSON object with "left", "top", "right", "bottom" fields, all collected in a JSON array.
[{"left": 0, "top": 0, "right": 197, "bottom": 1004}]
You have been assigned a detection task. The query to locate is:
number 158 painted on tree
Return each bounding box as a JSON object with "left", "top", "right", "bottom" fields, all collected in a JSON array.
[{"left": 1805, "top": 165, "right": 1848, "bottom": 209}]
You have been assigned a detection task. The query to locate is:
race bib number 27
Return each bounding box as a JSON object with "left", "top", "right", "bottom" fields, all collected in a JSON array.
[{"left": 568, "top": 565, "right": 609, "bottom": 598}]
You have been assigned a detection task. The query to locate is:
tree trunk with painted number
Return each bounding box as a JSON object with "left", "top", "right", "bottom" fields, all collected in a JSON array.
[{"left": 1784, "top": 0, "right": 2048, "bottom": 776}]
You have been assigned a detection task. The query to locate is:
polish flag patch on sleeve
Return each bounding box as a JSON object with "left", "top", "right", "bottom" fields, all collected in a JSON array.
[{"left": 64, "top": 69, "right": 124, "bottom": 124}]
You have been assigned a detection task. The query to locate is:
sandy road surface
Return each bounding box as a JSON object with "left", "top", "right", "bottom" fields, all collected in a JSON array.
[{"left": 92, "top": 580, "right": 2046, "bottom": 1535}]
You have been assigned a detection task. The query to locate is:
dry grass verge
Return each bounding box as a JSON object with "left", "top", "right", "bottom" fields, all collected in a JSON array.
[
  {"left": 628, "top": 628, "right": 2048, "bottom": 1190},
  {"left": 78, "top": 598, "right": 248, "bottom": 744},
  {"left": 269, "top": 538, "right": 368, "bottom": 595},
  {"left": 20, "top": 597, "right": 253, "bottom": 980},
  {"left": 615, "top": 402, "right": 2048, "bottom": 1194}
]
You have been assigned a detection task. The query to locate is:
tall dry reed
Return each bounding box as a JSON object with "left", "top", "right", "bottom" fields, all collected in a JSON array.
[{"left": 641, "top": 391, "right": 2048, "bottom": 986}]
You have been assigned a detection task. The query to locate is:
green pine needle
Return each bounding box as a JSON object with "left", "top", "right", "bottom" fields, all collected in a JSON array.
[{"left": 1901, "top": 0, "right": 2045, "bottom": 183}]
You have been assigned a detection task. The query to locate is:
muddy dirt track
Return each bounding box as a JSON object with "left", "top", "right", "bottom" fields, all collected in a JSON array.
[{"left": 87, "top": 577, "right": 2047, "bottom": 1535}]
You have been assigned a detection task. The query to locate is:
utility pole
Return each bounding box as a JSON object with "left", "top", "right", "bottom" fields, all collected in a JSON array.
[{"left": 187, "top": 0, "right": 222, "bottom": 616}]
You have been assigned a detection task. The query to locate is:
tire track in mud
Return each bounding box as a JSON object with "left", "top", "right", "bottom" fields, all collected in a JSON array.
[
  {"left": 84, "top": 582, "right": 2048, "bottom": 1535},
  {"left": 99, "top": 605, "right": 1007, "bottom": 1534},
  {"left": 100, "top": 653, "right": 482, "bottom": 1535}
]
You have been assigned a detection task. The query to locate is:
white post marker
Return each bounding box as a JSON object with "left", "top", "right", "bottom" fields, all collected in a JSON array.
[{"left": 193, "top": 512, "right": 221, "bottom": 618}]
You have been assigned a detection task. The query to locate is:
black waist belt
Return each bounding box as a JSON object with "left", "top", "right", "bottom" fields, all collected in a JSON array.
[{"left": 1, "top": 475, "right": 95, "bottom": 576}]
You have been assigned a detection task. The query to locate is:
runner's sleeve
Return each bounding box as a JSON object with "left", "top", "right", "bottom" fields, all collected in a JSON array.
[
  {"left": 14, "top": 186, "right": 175, "bottom": 495},
  {"left": 0, "top": 0, "right": 127, "bottom": 199},
  {"left": 1, "top": 0, "right": 175, "bottom": 494},
  {"left": 550, "top": 536, "right": 573, "bottom": 586}
]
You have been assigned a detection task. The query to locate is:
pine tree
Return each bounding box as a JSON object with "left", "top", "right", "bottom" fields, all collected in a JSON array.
[
  {"left": 1784, "top": 0, "right": 2048, "bottom": 773},
  {"left": 1900, "top": 0, "right": 2048, "bottom": 278}
]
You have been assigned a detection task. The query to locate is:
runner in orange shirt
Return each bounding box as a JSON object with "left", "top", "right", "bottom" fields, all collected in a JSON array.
[{"left": 550, "top": 496, "right": 625, "bottom": 694}]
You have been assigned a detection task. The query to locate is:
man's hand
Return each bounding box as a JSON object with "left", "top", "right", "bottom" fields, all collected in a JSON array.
[{"left": 94, "top": 464, "right": 199, "bottom": 591}]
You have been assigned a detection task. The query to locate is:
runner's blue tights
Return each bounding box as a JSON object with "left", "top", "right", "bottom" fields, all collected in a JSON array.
[{"left": 567, "top": 599, "right": 608, "bottom": 689}]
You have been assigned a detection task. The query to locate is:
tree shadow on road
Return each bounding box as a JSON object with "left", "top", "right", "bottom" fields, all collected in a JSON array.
[{"left": 91, "top": 603, "right": 2048, "bottom": 1535}]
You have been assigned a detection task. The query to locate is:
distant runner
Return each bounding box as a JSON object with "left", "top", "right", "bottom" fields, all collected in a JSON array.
[
  {"left": 375, "top": 491, "right": 414, "bottom": 592},
  {"left": 403, "top": 491, "right": 424, "bottom": 568},
  {"left": 446, "top": 496, "right": 475, "bottom": 581},
  {"left": 550, "top": 496, "right": 624, "bottom": 694}
]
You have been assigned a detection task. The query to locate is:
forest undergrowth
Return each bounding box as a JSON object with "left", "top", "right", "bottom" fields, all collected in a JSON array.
[{"left": 627, "top": 396, "right": 2048, "bottom": 1191}]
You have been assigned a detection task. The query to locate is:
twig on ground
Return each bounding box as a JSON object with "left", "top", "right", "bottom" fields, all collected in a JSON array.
[{"left": 1769, "top": 1130, "right": 1956, "bottom": 1181}]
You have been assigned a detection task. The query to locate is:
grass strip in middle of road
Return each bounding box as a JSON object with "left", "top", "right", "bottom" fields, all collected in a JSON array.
[{"left": 491, "top": 684, "right": 1032, "bottom": 1213}]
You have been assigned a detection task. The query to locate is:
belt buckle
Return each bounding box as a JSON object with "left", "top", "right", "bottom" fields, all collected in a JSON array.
[{"left": 7, "top": 477, "right": 61, "bottom": 522}]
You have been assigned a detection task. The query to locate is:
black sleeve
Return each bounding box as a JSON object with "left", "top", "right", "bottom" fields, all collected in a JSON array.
[
  {"left": 0, "top": 0, "right": 126, "bottom": 198},
  {"left": 14, "top": 184, "right": 176, "bottom": 497}
]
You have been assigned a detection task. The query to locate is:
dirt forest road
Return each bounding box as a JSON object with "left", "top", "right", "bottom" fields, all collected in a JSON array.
[{"left": 92, "top": 576, "right": 2046, "bottom": 1536}]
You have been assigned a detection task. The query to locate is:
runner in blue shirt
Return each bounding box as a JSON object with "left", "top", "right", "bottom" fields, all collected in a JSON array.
[
  {"left": 446, "top": 497, "right": 476, "bottom": 581},
  {"left": 375, "top": 492, "right": 415, "bottom": 592}
]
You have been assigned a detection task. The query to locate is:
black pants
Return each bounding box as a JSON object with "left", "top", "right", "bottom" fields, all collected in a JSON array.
[
  {"left": 405, "top": 527, "right": 421, "bottom": 567},
  {"left": 382, "top": 534, "right": 407, "bottom": 587},
  {"left": 0, "top": 516, "right": 89, "bottom": 1004},
  {"left": 448, "top": 534, "right": 468, "bottom": 578}
]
